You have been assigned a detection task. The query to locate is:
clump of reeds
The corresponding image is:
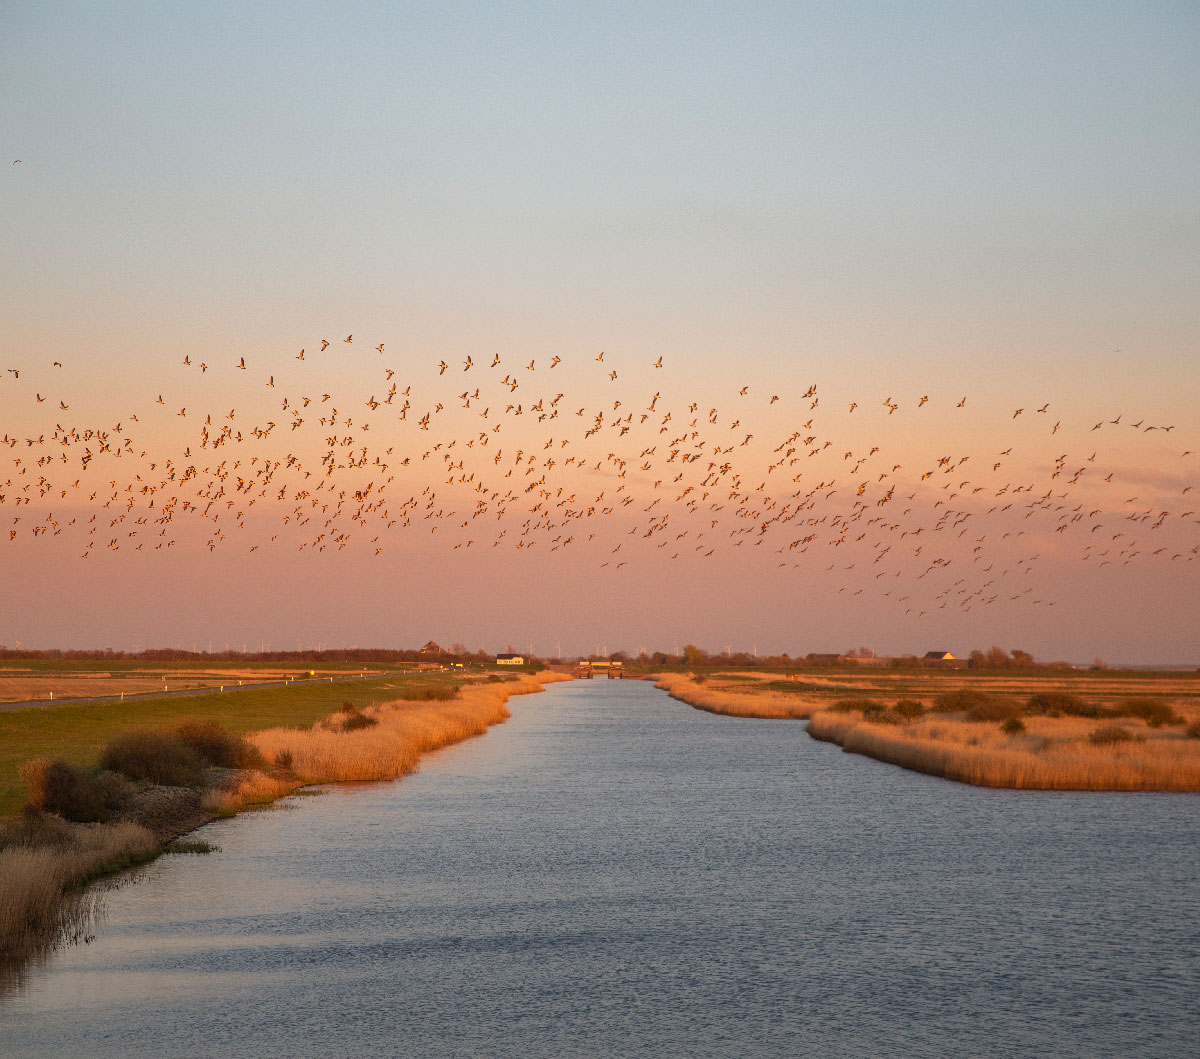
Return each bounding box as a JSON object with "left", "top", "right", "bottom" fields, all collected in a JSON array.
[
  {"left": 202, "top": 770, "right": 298, "bottom": 814},
  {"left": 0, "top": 811, "right": 158, "bottom": 971},
  {"left": 654, "top": 674, "right": 817, "bottom": 719}
]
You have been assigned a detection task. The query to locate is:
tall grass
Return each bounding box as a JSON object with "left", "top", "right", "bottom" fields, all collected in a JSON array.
[
  {"left": 806, "top": 710, "right": 1200, "bottom": 791},
  {"left": 0, "top": 816, "right": 157, "bottom": 978},
  {"left": 248, "top": 681, "right": 531, "bottom": 784},
  {"left": 654, "top": 674, "right": 819, "bottom": 719}
]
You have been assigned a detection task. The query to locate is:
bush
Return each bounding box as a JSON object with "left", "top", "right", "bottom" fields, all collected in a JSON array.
[
  {"left": 830, "top": 697, "right": 885, "bottom": 715},
  {"left": 1089, "top": 724, "right": 1140, "bottom": 746},
  {"left": 892, "top": 698, "right": 925, "bottom": 720},
  {"left": 1001, "top": 717, "right": 1027, "bottom": 735},
  {"left": 340, "top": 700, "right": 357, "bottom": 713},
  {"left": 19, "top": 759, "right": 133, "bottom": 822},
  {"left": 967, "top": 696, "right": 1023, "bottom": 723},
  {"left": 274, "top": 749, "right": 294, "bottom": 769},
  {"left": 1110, "top": 697, "right": 1183, "bottom": 728},
  {"left": 100, "top": 730, "right": 207, "bottom": 787},
  {"left": 934, "top": 688, "right": 993, "bottom": 713},
  {"left": 341, "top": 711, "right": 379, "bottom": 731},
  {"left": 176, "top": 720, "right": 265, "bottom": 768},
  {"left": 1186, "top": 721, "right": 1200, "bottom": 739},
  {"left": 1027, "top": 691, "right": 1098, "bottom": 717}
]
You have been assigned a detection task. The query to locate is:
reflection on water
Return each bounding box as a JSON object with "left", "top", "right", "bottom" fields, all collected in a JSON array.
[{"left": 3, "top": 680, "right": 1198, "bottom": 1058}]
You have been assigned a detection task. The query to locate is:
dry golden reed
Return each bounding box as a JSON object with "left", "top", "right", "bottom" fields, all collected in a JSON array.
[
  {"left": 654, "top": 674, "right": 820, "bottom": 719},
  {"left": 248, "top": 674, "right": 559, "bottom": 785},
  {"left": 807, "top": 710, "right": 1200, "bottom": 791},
  {"left": 0, "top": 820, "right": 157, "bottom": 964}
]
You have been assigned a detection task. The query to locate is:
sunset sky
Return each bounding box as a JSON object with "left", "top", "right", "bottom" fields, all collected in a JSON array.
[{"left": 3, "top": 3, "right": 1198, "bottom": 662}]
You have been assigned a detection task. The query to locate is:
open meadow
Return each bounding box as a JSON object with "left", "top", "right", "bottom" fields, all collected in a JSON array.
[
  {"left": 654, "top": 666, "right": 1200, "bottom": 791},
  {"left": 0, "top": 659, "right": 387, "bottom": 706},
  {"left": 1, "top": 664, "right": 486, "bottom": 816}
]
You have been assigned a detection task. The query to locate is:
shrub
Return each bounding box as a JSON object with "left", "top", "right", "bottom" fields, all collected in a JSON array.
[
  {"left": 100, "top": 730, "right": 207, "bottom": 787},
  {"left": 831, "top": 697, "right": 885, "bottom": 715},
  {"left": 340, "top": 700, "right": 357, "bottom": 713},
  {"left": 1186, "top": 721, "right": 1200, "bottom": 739},
  {"left": 19, "top": 759, "right": 133, "bottom": 822},
  {"left": 1027, "top": 691, "right": 1098, "bottom": 717},
  {"left": 966, "top": 696, "right": 1023, "bottom": 723},
  {"left": 176, "top": 720, "right": 265, "bottom": 768},
  {"left": 691, "top": 674, "right": 708, "bottom": 685},
  {"left": 892, "top": 698, "right": 925, "bottom": 720},
  {"left": 1110, "top": 697, "right": 1183, "bottom": 728},
  {"left": 934, "top": 688, "right": 992, "bottom": 713},
  {"left": 1089, "top": 724, "right": 1140, "bottom": 746},
  {"left": 341, "top": 712, "right": 379, "bottom": 731},
  {"left": 1001, "top": 717, "right": 1027, "bottom": 735},
  {"left": 274, "top": 749, "right": 295, "bottom": 769}
]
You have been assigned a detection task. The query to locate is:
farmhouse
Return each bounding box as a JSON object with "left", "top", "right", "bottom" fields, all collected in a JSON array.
[{"left": 495, "top": 653, "right": 526, "bottom": 665}]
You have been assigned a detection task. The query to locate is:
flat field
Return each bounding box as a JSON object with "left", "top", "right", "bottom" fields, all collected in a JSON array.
[
  {"left": 0, "top": 660, "right": 388, "bottom": 705},
  {"left": 0, "top": 666, "right": 470, "bottom": 815}
]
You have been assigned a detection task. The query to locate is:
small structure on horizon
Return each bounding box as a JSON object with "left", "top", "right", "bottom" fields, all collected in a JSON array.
[
  {"left": 420, "top": 640, "right": 443, "bottom": 656},
  {"left": 496, "top": 653, "right": 526, "bottom": 665},
  {"left": 924, "top": 650, "right": 956, "bottom": 661}
]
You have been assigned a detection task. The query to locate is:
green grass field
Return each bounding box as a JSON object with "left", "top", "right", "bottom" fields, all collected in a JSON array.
[{"left": 0, "top": 671, "right": 466, "bottom": 816}]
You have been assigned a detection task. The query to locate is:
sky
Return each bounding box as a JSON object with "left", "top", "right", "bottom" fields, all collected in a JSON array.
[{"left": 2, "top": 2, "right": 1199, "bottom": 662}]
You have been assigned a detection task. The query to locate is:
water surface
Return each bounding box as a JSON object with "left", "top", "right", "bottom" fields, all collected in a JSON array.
[{"left": 3, "top": 680, "right": 1197, "bottom": 1057}]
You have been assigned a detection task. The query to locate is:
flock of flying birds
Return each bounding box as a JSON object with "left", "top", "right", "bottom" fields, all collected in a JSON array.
[{"left": 2, "top": 336, "right": 1197, "bottom": 618}]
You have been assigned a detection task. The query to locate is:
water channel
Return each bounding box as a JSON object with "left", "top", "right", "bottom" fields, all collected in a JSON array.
[{"left": 3, "top": 679, "right": 1197, "bottom": 1057}]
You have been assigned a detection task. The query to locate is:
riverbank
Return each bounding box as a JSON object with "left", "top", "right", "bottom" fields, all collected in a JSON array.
[
  {"left": 655, "top": 672, "right": 1200, "bottom": 791},
  {"left": 653, "top": 673, "right": 819, "bottom": 718},
  {"left": 1, "top": 671, "right": 568, "bottom": 986}
]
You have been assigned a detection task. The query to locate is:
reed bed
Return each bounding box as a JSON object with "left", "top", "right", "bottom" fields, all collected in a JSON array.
[
  {"left": 654, "top": 674, "right": 820, "bottom": 719},
  {"left": 248, "top": 674, "right": 558, "bottom": 785},
  {"left": 807, "top": 710, "right": 1200, "bottom": 791},
  {"left": 0, "top": 819, "right": 157, "bottom": 974}
]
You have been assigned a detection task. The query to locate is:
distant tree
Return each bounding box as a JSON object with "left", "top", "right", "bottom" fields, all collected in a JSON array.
[{"left": 683, "top": 644, "right": 708, "bottom": 666}]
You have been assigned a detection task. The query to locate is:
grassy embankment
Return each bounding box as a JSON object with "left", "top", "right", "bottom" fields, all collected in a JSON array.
[
  {"left": 1, "top": 668, "right": 568, "bottom": 982},
  {"left": 656, "top": 669, "right": 1200, "bottom": 791}
]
